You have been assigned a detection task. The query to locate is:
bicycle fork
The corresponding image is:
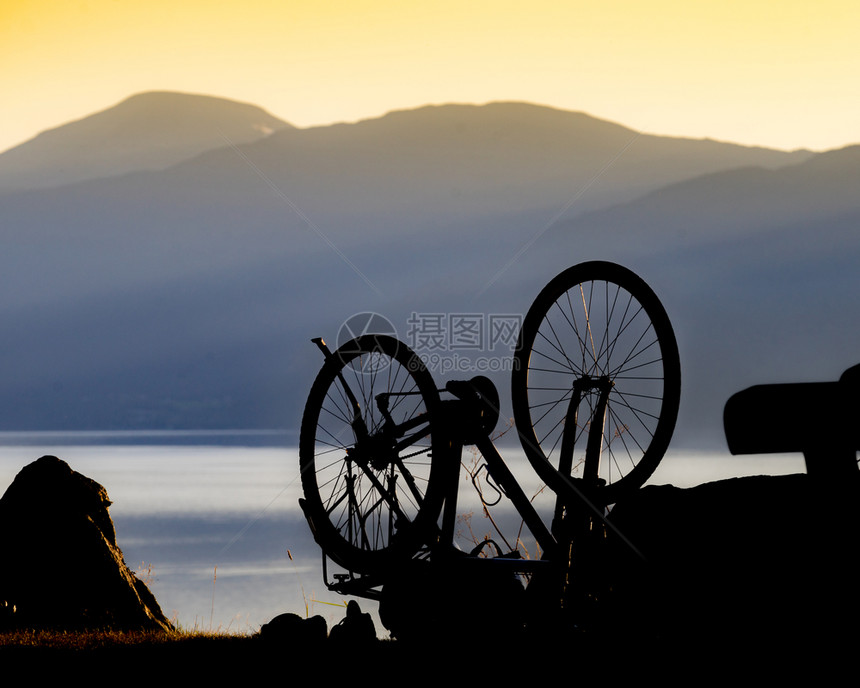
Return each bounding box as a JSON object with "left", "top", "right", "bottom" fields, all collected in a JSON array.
[{"left": 555, "top": 375, "right": 614, "bottom": 623}]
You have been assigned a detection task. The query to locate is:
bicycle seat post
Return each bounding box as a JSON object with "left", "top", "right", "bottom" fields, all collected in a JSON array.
[{"left": 435, "top": 399, "right": 466, "bottom": 559}]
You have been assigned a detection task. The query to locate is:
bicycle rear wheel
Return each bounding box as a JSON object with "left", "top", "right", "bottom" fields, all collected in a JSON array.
[
  {"left": 299, "top": 335, "right": 443, "bottom": 574},
  {"left": 511, "top": 262, "right": 681, "bottom": 504}
]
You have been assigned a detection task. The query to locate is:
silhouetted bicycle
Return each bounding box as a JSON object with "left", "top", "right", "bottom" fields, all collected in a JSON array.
[{"left": 298, "top": 261, "right": 681, "bottom": 634}]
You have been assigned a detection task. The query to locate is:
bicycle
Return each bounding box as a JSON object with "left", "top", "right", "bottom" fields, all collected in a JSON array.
[{"left": 297, "top": 261, "right": 681, "bottom": 637}]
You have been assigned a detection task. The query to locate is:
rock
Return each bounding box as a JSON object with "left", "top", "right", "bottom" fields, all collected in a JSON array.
[
  {"left": 0, "top": 455, "right": 173, "bottom": 631},
  {"left": 259, "top": 612, "right": 327, "bottom": 647},
  {"left": 604, "top": 473, "right": 860, "bottom": 651},
  {"left": 329, "top": 600, "right": 377, "bottom": 646}
]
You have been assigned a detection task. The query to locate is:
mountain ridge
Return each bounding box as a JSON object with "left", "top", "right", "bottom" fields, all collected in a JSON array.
[
  {"left": 0, "top": 91, "right": 292, "bottom": 191},
  {"left": 141, "top": 99, "right": 815, "bottom": 227},
  {"left": 1, "top": 95, "right": 815, "bottom": 198}
]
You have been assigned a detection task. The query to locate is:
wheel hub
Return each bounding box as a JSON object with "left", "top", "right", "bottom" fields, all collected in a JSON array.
[{"left": 348, "top": 433, "right": 398, "bottom": 471}]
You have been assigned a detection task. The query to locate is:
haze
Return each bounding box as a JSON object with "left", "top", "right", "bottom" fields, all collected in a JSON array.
[{"left": 3, "top": 0, "right": 859, "bottom": 154}]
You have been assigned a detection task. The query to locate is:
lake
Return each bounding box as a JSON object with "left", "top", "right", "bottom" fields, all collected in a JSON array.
[{"left": 0, "top": 431, "right": 806, "bottom": 636}]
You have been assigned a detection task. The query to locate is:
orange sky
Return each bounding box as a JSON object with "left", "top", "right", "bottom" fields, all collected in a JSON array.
[{"left": 2, "top": 0, "right": 859, "bottom": 153}]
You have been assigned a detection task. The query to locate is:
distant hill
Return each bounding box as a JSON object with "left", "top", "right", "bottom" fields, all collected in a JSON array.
[
  {"left": 511, "top": 144, "right": 860, "bottom": 446},
  {"left": 177, "top": 101, "right": 811, "bottom": 222},
  {"left": 533, "top": 144, "right": 860, "bottom": 262},
  {"left": 0, "top": 92, "right": 292, "bottom": 191},
  {"left": 0, "top": 94, "right": 855, "bottom": 450}
]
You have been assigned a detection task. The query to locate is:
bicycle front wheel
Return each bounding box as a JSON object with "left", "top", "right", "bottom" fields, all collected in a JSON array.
[
  {"left": 299, "top": 335, "right": 443, "bottom": 574},
  {"left": 511, "top": 262, "right": 681, "bottom": 504}
]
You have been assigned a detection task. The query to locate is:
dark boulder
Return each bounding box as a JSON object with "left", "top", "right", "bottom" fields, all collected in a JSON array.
[
  {"left": 0, "top": 455, "right": 172, "bottom": 631},
  {"left": 604, "top": 473, "right": 860, "bottom": 653},
  {"left": 259, "top": 612, "right": 327, "bottom": 647}
]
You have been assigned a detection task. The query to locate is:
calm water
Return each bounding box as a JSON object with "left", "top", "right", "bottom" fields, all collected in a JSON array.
[{"left": 0, "top": 432, "right": 805, "bottom": 635}]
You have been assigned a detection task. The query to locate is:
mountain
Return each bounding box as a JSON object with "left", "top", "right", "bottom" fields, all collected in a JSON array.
[
  {"left": 159, "top": 101, "right": 810, "bottom": 223},
  {"left": 510, "top": 144, "right": 860, "bottom": 447},
  {"left": 0, "top": 92, "right": 292, "bottom": 191},
  {"left": 0, "top": 94, "right": 854, "bottom": 451}
]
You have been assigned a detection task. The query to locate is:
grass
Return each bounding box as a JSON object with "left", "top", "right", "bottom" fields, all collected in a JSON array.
[
  {"left": 0, "top": 627, "right": 248, "bottom": 650},
  {"left": 0, "top": 627, "right": 286, "bottom": 678},
  {"left": 0, "top": 626, "right": 424, "bottom": 681}
]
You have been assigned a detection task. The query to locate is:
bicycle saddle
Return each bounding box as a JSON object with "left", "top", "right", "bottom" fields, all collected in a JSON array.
[{"left": 445, "top": 376, "right": 500, "bottom": 439}]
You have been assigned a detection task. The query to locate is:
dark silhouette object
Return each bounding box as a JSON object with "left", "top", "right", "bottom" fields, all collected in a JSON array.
[
  {"left": 0, "top": 455, "right": 172, "bottom": 631},
  {"left": 329, "top": 600, "right": 377, "bottom": 646},
  {"left": 605, "top": 364, "right": 860, "bottom": 651},
  {"left": 606, "top": 473, "right": 860, "bottom": 654},
  {"left": 259, "top": 612, "right": 327, "bottom": 648},
  {"left": 378, "top": 557, "right": 525, "bottom": 645},
  {"left": 0, "top": 599, "right": 16, "bottom": 629},
  {"left": 724, "top": 363, "right": 860, "bottom": 477}
]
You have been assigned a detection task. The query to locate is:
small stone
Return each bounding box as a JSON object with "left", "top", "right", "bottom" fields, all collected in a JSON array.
[{"left": 329, "top": 600, "right": 377, "bottom": 646}]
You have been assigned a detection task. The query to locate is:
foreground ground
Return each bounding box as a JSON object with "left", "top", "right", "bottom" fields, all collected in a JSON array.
[{"left": 1, "top": 627, "right": 854, "bottom": 681}]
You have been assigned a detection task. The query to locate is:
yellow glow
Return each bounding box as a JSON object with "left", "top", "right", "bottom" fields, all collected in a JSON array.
[{"left": 2, "top": 0, "right": 859, "bottom": 153}]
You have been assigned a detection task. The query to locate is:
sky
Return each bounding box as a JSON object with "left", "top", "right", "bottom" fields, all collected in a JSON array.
[{"left": 2, "top": 0, "right": 859, "bottom": 155}]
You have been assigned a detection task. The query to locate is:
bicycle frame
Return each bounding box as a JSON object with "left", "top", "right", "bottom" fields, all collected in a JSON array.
[
  {"left": 434, "top": 379, "right": 614, "bottom": 560},
  {"left": 312, "top": 358, "right": 615, "bottom": 595}
]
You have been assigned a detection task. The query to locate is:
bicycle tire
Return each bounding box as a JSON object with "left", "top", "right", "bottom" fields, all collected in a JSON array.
[
  {"left": 511, "top": 261, "right": 681, "bottom": 504},
  {"left": 299, "top": 334, "right": 443, "bottom": 573}
]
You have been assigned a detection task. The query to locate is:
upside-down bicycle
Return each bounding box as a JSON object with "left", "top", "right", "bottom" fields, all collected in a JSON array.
[{"left": 297, "top": 261, "right": 681, "bottom": 637}]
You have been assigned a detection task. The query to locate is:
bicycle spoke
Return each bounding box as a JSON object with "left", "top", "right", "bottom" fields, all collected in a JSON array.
[
  {"left": 299, "top": 335, "right": 443, "bottom": 573},
  {"left": 512, "top": 262, "right": 680, "bottom": 503}
]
